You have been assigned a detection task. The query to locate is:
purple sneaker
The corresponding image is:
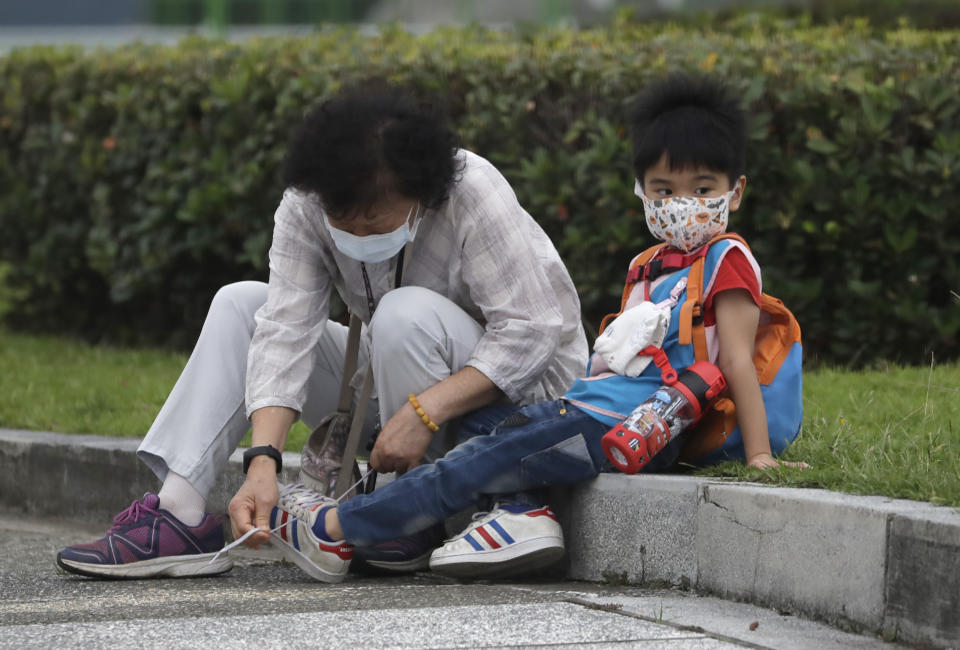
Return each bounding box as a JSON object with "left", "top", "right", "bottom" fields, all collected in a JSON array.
[{"left": 56, "top": 494, "right": 233, "bottom": 579}]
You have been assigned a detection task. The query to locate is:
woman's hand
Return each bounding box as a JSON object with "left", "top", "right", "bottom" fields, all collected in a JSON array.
[
  {"left": 747, "top": 452, "right": 810, "bottom": 470},
  {"left": 228, "top": 457, "right": 280, "bottom": 548},
  {"left": 369, "top": 401, "right": 435, "bottom": 474},
  {"left": 369, "top": 367, "right": 503, "bottom": 475},
  {"left": 230, "top": 406, "right": 294, "bottom": 546}
]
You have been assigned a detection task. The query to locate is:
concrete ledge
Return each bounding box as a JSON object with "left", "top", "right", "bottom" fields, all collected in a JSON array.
[
  {"left": 697, "top": 484, "right": 892, "bottom": 632},
  {"left": 553, "top": 476, "right": 960, "bottom": 648},
  {"left": 884, "top": 507, "right": 960, "bottom": 646},
  {"left": 2, "top": 428, "right": 958, "bottom": 647},
  {"left": 556, "top": 474, "right": 699, "bottom": 587},
  {"left": 0, "top": 429, "right": 302, "bottom": 523}
]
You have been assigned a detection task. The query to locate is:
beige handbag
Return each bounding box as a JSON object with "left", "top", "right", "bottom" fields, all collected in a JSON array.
[{"left": 298, "top": 312, "right": 375, "bottom": 499}]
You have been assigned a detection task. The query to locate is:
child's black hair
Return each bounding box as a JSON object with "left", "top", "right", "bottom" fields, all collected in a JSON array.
[
  {"left": 628, "top": 73, "right": 746, "bottom": 188},
  {"left": 283, "top": 80, "right": 462, "bottom": 220}
]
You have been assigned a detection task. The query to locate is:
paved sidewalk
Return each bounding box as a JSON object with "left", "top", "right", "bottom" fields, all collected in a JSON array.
[
  {"left": 1, "top": 513, "right": 900, "bottom": 649},
  {"left": 1, "top": 428, "right": 958, "bottom": 648}
]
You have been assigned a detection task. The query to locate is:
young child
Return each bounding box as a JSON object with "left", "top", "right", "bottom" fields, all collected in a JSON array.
[{"left": 237, "top": 73, "right": 806, "bottom": 583}]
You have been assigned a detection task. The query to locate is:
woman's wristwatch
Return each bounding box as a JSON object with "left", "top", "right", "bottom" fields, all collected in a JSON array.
[{"left": 242, "top": 445, "right": 283, "bottom": 474}]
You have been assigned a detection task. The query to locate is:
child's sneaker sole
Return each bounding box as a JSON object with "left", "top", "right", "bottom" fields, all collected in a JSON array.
[
  {"left": 56, "top": 552, "right": 233, "bottom": 579},
  {"left": 429, "top": 535, "right": 564, "bottom": 579},
  {"left": 269, "top": 531, "right": 350, "bottom": 583},
  {"left": 361, "top": 550, "right": 432, "bottom": 573},
  {"left": 268, "top": 486, "right": 353, "bottom": 584},
  {"left": 352, "top": 522, "right": 445, "bottom": 574}
]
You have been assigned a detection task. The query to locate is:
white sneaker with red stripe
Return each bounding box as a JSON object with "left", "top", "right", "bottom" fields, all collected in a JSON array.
[
  {"left": 429, "top": 504, "right": 564, "bottom": 579},
  {"left": 269, "top": 483, "right": 353, "bottom": 583}
]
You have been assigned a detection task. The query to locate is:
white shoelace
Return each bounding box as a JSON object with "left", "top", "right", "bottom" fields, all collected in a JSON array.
[
  {"left": 470, "top": 510, "right": 495, "bottom": 525},
  {"left": 208, "top": 469, "right": 373, "bottom": 564},
  {"left": 448, "top": 505, "right": 504, "bottom": 540},
  {"left": 276, "top": 482, "right": 336, "bottom": 517}
]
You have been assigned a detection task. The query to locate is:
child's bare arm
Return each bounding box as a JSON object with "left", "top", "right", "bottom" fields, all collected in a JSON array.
[{"left": 714, "top": 290, "right": 807, "bottom": 469}]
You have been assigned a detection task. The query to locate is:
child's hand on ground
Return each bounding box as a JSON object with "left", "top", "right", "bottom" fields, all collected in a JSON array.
[{"left": 747, "top": 452, "right": 810, "bottom": 470}]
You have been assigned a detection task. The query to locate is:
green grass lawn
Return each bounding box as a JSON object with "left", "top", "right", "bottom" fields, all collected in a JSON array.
[
  {"left": 0, "top": 327, "right": 957, "bottom": 507},
  {"left": 0, "top": 328, "right": 312, "bottom": 451},
  {"left": 697, "top": 360, "right": 960, "bottom": 507}
]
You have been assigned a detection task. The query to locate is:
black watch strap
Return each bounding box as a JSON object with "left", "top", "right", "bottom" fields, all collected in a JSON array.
[{"left": 242, "top": 445, "right": 283, "bottom": 475}]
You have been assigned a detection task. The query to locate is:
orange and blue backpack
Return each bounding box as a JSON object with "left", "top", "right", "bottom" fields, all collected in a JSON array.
[{"left": 598, "top": 233, "right": 803, "bottom": 465}]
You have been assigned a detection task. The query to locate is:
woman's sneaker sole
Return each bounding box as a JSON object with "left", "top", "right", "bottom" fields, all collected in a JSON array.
[
  {"left": 429, "top": 536, "right": 564, "bottom": 579},
  {"left": 56, "top": 552, "right": 233, "bottom": 579},
  {"left": 55, "top": 493, "right": 234, "bottom": 580}
]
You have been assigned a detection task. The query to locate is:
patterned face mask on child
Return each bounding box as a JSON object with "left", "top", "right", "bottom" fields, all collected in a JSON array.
[{"left": 634, "top": 179, "right": 734, "bottom": 253}]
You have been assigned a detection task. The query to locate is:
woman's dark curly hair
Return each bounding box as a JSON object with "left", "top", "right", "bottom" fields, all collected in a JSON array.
[{"left": 283, "top": 81, "right": 463, "bottom": 220}]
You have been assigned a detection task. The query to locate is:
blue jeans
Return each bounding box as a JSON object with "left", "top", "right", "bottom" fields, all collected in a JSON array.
[
  {"left": 453, "top": 402, "right": 520, "bottom": 444},
  {"left": 338, "top": 400, "right": 686, "bottom": 546}
]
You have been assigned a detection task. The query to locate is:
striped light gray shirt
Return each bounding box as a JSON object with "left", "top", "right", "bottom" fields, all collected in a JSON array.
[{"left": 245, "top": 150, "right": 588, "bottom": 417}]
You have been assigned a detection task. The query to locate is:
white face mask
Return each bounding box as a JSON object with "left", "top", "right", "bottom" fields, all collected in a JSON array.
[
  {"left": 324, "top": 203, "right": 420, "bottom": 263},
  {"left": 635, "top": 180, "right": 734, "bottom": 253}
]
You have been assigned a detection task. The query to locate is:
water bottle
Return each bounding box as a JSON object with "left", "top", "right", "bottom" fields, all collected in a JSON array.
[{"left": 602, "top": 361, "right": 726, "bottom": 474}]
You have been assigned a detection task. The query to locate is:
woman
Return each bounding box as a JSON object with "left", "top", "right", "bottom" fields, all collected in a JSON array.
[{"left": 56, "top": 81, "right": 587, "bottom": 579}]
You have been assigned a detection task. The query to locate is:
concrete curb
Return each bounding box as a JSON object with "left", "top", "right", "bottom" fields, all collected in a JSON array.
[
  {"left": 554, "top": 475, "right": 960, "bottom": 648},
  {"left": 2, "top": 428, "right": 957, "bottom": 648}
]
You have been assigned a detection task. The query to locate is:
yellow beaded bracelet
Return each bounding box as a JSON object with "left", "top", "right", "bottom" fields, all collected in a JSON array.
[{"left": 408, "top": 393, "right": 440, "bottom": 432}]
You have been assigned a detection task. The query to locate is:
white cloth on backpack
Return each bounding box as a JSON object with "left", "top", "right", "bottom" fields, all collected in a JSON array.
[
  {"left": 593, "top": 302, "right": 669, "bottom": 377},
  {"left": 593, "top": 276, "right": 687, "bottom": 377}
]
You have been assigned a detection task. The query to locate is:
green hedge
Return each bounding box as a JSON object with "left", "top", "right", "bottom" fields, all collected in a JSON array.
[{"left": 1, "top": 16, "right": 958, "bottom": 365}]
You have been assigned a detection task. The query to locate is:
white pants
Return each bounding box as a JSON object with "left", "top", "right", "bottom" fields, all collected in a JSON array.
[{"left": 137, "top": 282, "right": 487, "bottom": 498}]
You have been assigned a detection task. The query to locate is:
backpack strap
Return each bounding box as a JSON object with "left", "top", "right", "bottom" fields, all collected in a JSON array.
[
  {"left": 639, "top": 247, "right": 709, "bottom": 284},
  {"left": 598, "top": 243, "right": 666, "bottom": 334},
  {"left": 600, "top": 232, "right": 753, "bottom": 342},
  {"left": 685, "top": 233, "right": 753, "bottom": 361},
  {"left": 679, "top": 255, "right": 708, "bottom": 360}
]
